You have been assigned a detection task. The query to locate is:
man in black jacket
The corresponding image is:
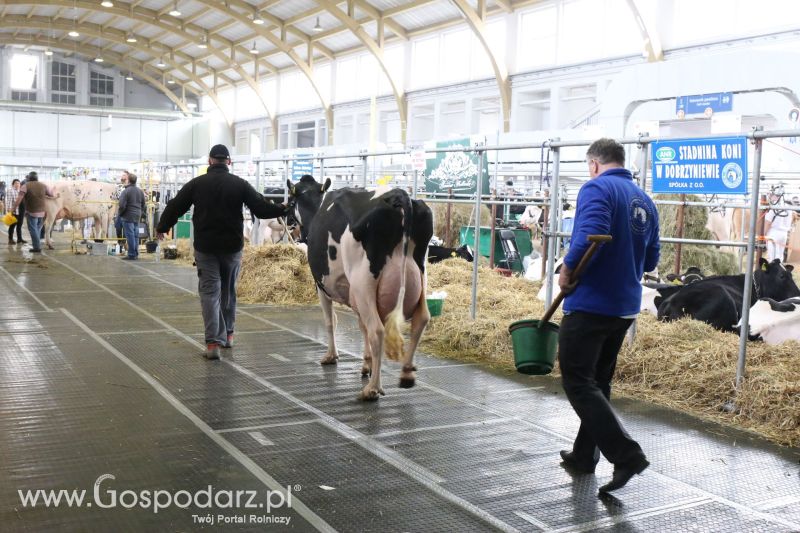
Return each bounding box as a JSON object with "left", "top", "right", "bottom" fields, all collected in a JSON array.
[
  {"left": 118, "top": 173, "right": 147, "bottom": 260},
  {"left": 156, "top": 144, "right": 288, "bottom": 360}
]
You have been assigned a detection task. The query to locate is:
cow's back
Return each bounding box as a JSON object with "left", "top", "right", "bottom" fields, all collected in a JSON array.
[{"left": 49, "top": 181, "right": 119, "bottom": 219}]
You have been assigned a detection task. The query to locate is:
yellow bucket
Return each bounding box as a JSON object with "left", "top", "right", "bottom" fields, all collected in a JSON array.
[{"left": 2, "top": 213, "right": 17, "bottom": 226}]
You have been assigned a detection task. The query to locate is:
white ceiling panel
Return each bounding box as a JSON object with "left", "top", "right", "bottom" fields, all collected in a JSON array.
[{"left": 392, "top": 2, "right": 460, "bottom": 31}]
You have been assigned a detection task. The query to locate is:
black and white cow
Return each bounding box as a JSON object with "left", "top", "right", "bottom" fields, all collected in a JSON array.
[
  {"left": 427, "top": 244, "right": 473, "bottom": 264},
  {"left": 657, "top": 259, "right": 800, "bottom": 332},
  {"left": 739, "top": 297, "right": 800, "bottom": 345},
  {"left": 287, "top": 175, "right": 434, "bottom": 400}
]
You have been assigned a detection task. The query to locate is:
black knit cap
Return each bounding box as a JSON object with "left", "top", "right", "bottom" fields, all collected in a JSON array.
[{"left": 209, "top": 144, "right": 230, "bottom": 159}]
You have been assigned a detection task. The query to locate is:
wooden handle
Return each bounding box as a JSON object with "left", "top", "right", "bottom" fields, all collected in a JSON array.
[{"left": 538, "top": 235, "right": 611, "bottom": 326}]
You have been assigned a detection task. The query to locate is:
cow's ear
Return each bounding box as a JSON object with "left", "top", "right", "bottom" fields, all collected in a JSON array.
[
  {"left": 759, "top": 257, "right": 769, "bottom": 271},
  {"left": 322, "top": 178, "right": 332, "bottom": 192},
  {"left": 286, "top": 179, "right": 294, "bottom": 194},
  {"left": 786, "top": 265, "right": 794, "bottom": 272}
]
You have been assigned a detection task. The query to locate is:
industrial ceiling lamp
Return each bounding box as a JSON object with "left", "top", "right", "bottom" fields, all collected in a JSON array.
[
  {"left": 126, "top": 33, "right": 137, "bottom": 43},
  {"left": 125, "top": 72, "right": 134, "bottom": 81},
  {"left": 249, "top": 41, "right": 258, "bottom": 54},
  {"left": 156, "top": 56, "right": 167, "bottom": 68},
  {"left": 44, "top": 48, "right": 54, "bottom": 56},
  {"left": 94, "top": 56, "right": 104, "bottom": 62},
  {"left": 68, "top": 27, "right": 80, "bottom": 37},
  {"left": 313, "top": 16, "right": 323, "bottom": 33},
  {"left": 253, "top": 11, "right": 265, "bottom": 25},
  {"left": 169, "top": 1, "right": 181, "bottom": 17},
  {"left": 167, "top": 77, "right": 175, "bottom": 84},
  {"left": 100, "top": 0, "right": 113, "bottom": 7},
  {"left": 198, "top": 34, "right": 208, "bottom": 49}
]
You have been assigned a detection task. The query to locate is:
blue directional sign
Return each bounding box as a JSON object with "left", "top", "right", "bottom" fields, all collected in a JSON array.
[
  {"left": 676, "top": 92, "right": 733, "bottom": 115},
  {"left": 292, "top": 154, "right": 314, "bottom": 181},
  {"left": 651, "top": 136, "right": 748, "bottom": 195}
]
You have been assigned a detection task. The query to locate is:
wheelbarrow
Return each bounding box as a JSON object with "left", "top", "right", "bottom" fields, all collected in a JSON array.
[{"left": 509, "top": 235, "right": 612, "bottom": 375}]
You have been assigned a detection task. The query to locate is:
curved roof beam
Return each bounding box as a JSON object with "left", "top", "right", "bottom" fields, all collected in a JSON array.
[
  {"left": 0, "top": 35, "right": 191, "bottom": 114},
  {"left": 625, "top": 0, "right": 663, "bottom": 62},
  {"left": 313, "top": 0, "right": 408, "bottom": 143},
  {"left": 3, "top": 16, "right": 234, "bottom": 124},
  {"left": 449, "top": 0, "right": 511, "bottom": 132},
  {"left": 191, "top": 0, "right": 332, "bottom": 139},
  {"left": 3, "top": 0, "right": 277, "bottom": 121}
]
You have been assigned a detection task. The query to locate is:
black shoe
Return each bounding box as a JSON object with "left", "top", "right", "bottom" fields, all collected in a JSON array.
[
  {"left": 599, "top": 456, "right": 649, "bottom": 493},
  {"left": 29, "top": 248, "right": 42, "bottom": 253},
  {"left": 8, "top": 240, "right": 15, "bottom": 245},
  {"left": 19, "top": 239, "right": 27, "bottom": 244},
  {"left": 121, "top": 256, "right": 137, "bottom": 260},
  {"left": 560, "top": 450, "right": 597, "bottom": 474}
]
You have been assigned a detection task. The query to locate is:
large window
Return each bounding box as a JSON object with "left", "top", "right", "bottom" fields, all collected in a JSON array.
[
  {"left": 51, "top": 61, "right": 76, "bottom": 105},
  {"left": 10, "top": 53, "right": 38, "bottom": 102},
  {"left": 89, "top": 71, "right": 114, "bottom": 107}
]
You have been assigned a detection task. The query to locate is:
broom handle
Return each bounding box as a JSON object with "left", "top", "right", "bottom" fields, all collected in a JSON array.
[{"left": 539, "top": 235, "right": 612, "bottom": 325}]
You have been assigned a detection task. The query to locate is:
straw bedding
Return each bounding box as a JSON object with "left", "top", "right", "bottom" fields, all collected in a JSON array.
[{"left": 237, "top": 244, "right": 318, "bottom": 305}]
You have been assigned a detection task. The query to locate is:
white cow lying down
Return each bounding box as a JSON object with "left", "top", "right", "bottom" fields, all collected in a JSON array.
[{"left": 740, "top": 297, "right": 800, "bottom": 345}]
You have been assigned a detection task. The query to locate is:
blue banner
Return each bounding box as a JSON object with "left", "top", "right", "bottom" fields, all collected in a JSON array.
[
  {"left": 292, "top": 155, "right": 314, "bottom": 181},
  {"left": 676, "top": 92, "right": 733, "bottom": 115},
  {"left": 651, "top": 137, "right": 748, "bottom": 194}
]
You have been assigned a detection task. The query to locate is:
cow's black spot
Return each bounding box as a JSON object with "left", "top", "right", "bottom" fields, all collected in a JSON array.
[{"left": 328, "top": 245, "right": 337, "bottom": 261}]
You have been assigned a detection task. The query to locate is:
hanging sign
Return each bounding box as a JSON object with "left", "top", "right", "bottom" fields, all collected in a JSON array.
[
  {"left": 424, "top": 138, "right": 489, "bottom": 195},
  {"left": 651, "top": 136, "right": 748, "bottom": 194}
]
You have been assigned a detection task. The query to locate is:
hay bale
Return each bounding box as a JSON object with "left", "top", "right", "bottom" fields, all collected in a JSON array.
[
  {"left": 237, "top": 244, "right": 317, "bottom": 305},
  {"left": 421, "top": 257, "right": 800, "bottom": 447},
  {"left": 173, "top": 238, "right": 195, "bottom": 267},
  {"left": 654, "top": 194, "right": 739, "bottom": 276},
  {"left": 429, "top": 202, "right": 493, "bottom": 248}
]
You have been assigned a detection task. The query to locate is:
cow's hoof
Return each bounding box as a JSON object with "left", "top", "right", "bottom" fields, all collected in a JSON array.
[
  {"left": 320, "top": 354, "right": 339, "bottom": 365},
  {"left": 361, "top": 365, "right": 371, "bottom": 377},
  {"left": 398, "top": 377, "right": 416, "bottom": 389},
  {"left": 359, "top": 387, "right": 384, "bottom": 401}
]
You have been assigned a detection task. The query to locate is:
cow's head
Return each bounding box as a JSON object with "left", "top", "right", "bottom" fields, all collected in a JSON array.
[
  {"left": 756, "top": 258, "right": 799, "bottom": 300},
  {"left": 455, "top": 244, "right": 474, "bottom": 262},
  {"left": 286, "top": 174, "right": 331, "bottom": 242}
]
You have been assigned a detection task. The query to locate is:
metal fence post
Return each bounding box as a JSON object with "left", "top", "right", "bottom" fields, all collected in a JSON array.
[
  {"left": 319, "top": 155, "right": 325, "bottom": 183},
  {"left": 639, "top": 136, "right": 649, "bottom": 193},
  {"left": 361, "top": 155, "right": 368, "bottom": 187},
  {"left": 544, "top": 139, "right": 561, "bottom": 308},
  {"left": 470, "top": 148, "right": 486, "bottom": 320},
  {"left": 735, "top": 134, "right": 763, "bottom": 390}
]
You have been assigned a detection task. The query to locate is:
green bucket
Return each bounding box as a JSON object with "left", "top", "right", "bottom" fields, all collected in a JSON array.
[
  {"left": 427, "top": 298, "right": 444, "bottom": 317},
  {"left": 508, "top": 319, "right": 559, "bottom": 375}
]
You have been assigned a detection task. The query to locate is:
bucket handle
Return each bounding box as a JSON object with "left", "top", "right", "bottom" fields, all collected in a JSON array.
[{"left": 538, "top": 234, "right": 612, "bottom": 327}]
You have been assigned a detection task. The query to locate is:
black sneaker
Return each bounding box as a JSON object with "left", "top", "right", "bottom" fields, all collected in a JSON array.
[
  {"left": 29, "top": 248, "right": 42, "bottom": 253},
  {"left": 19, "top": 239, "right": 27, "bottom": 243},
  {"left": 8, "top": 240, "right": 15, "bottom": 245}
]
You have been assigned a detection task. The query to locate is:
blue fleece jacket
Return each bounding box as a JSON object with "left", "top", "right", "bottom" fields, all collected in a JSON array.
[{"left": 563, "top": 168, "right": 660, "bottom": 317}]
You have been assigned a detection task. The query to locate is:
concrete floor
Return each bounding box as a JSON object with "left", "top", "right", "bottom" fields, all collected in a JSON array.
[{"left": 1, "top": 239, "right": 799, "bottom": 532}]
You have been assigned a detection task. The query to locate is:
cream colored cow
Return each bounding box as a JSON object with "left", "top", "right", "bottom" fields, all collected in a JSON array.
[{"left": 43, "top": 181, "right": 119, "bottom": 249}]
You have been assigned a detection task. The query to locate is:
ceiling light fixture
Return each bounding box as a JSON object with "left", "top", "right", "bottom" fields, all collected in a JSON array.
[
  {"left": 126, "top": 33, "right": 137, "bottom": 43},
  {"left": 100, "top": 0, "right": 113, "bottom": 7},
  {"left": 156, "top": 57, "right": 167, "bottom": 67},
  {"left": 313, "top": 16, "right": 323, "bottom": 33},
  {"left": 250, "top": 41, "right": 258, "bottom": 54},
  {"left": 169, "top": 2, "right": 181, "bottom": 17},
  {"left": 125, "top": 72, "right": 133, "bottom": 81},
  {"left": 94, "top": 56, "right": 104, "bottom": 62},
  {"left": 68, "top": 29, "right": 80, "bottom": 37},
  {"left": 198, "top": 34, "right": 208, "bottom": 49},
  {"left": 167, "top": 78, "right": 175, "bottom": 84},
  {"left": 253, "top": 11, "right": 264, "bottom": 25},
  {"left": 44, "top": 48, "right": 54, "bottom": 56}
]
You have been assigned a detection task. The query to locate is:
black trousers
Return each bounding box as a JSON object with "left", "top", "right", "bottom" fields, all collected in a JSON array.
[{"left": 558, "top": 311, "right": 644, "bottom": 466}]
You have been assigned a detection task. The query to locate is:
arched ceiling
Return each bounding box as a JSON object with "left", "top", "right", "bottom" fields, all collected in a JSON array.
[{"left": 1, "top": 0, "right": 659, "bottom": 136}]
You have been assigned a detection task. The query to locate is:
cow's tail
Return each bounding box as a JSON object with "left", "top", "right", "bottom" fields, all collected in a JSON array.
[{"left": 383, "top": 192, "right": 414, "bottom": 361}]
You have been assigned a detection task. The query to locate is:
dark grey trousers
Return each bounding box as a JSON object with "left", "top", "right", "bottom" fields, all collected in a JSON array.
[
  {"left": 558, "top": 311, "right": 645, "bottom": 467},
  {"left": 194, "top": 250, "right": 242, "bottom": 346}
]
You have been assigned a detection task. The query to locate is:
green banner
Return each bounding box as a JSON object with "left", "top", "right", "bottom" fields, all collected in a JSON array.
[{"left": 424, "top": 138, "right": 490, "bottom": 196}]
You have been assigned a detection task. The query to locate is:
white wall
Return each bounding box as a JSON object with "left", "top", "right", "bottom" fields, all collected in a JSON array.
[{"left": 0, "top": 109, "right": 204, "bottom": 161}]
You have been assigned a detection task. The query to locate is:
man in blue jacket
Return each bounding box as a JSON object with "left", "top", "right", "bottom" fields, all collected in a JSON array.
[{"left": 557, "top": 138, "right": 660, "bottom": 493}]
